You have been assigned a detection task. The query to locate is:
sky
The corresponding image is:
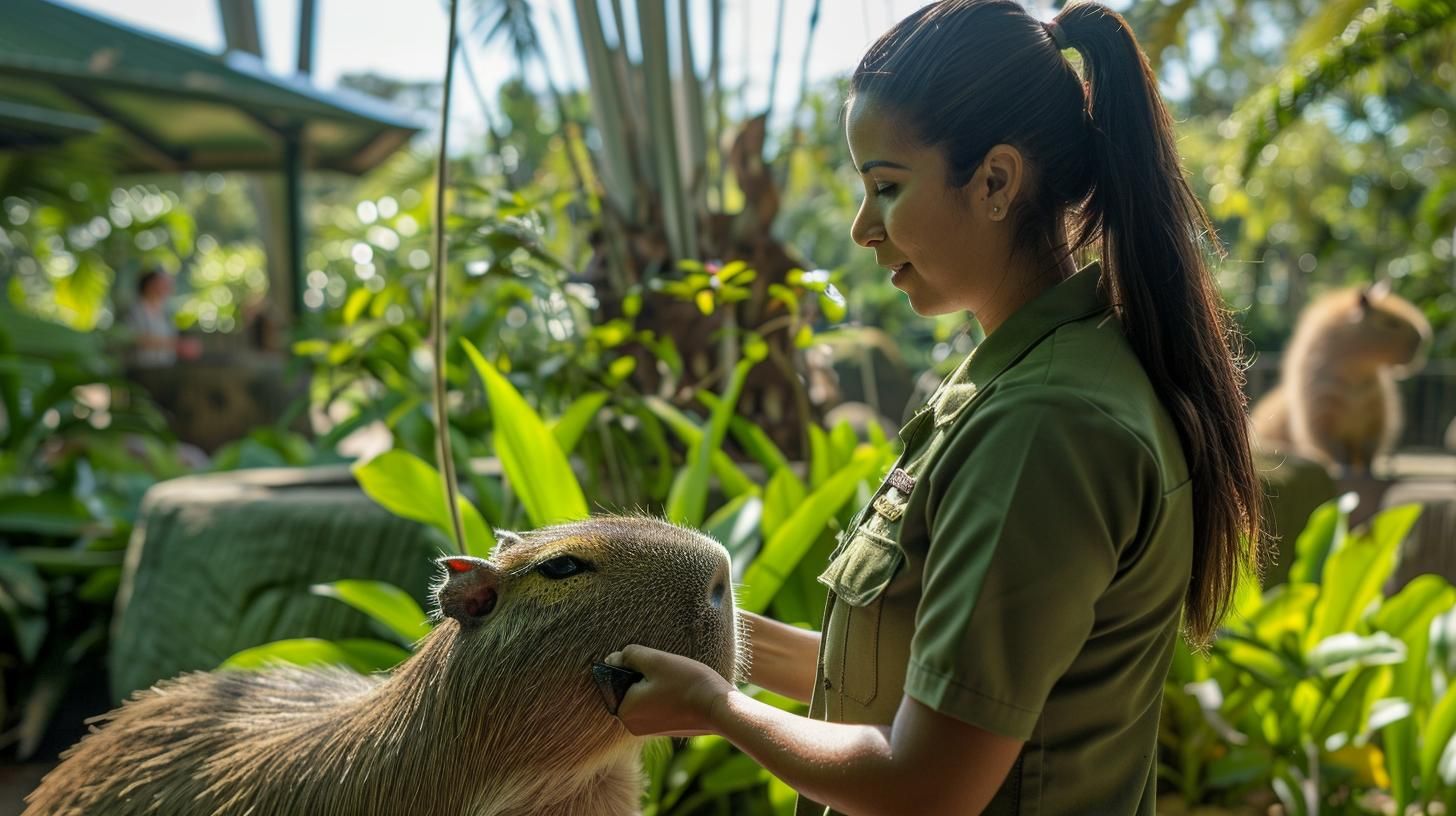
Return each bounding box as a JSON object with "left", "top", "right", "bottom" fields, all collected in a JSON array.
[{"left": 59, "top": 0, "right": 1084, "bottom": 137}]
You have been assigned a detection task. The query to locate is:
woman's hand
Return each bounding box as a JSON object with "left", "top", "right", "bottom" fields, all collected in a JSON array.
[{"left": 603, "top": 645, "right": 733, "bottom": 737}]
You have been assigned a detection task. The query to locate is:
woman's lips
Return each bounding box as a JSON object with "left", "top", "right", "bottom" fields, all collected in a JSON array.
[{"left": 890, "top": 263, "right": 911, "bottom": 284}]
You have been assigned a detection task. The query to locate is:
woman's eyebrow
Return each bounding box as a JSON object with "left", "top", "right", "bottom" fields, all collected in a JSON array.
[{"left": 859, "top": 159, "right": 910, "bottom": 173}]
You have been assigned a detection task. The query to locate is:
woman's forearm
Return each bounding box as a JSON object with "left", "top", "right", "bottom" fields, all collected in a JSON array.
[
  {"left": 710, "top": 689, "right": 904, "bottom": 816},
  {"left": 741, "top": 611, "right": 820, "bottom": 704}
]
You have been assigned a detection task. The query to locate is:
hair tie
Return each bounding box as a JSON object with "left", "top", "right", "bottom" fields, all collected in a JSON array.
[{"left": 1043, "top": 19, "right": 1070, "bottom": 51}]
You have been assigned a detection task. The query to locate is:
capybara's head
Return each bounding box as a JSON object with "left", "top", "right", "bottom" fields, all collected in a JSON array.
[
  {"left": 1323, "top": 283, "right": 1431, "bottom": 373},
  {"left": 430, "top": 516, "right": 741, "bottom": 708}
]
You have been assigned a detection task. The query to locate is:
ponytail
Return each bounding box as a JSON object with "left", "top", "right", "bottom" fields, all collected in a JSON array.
[{"left": 1055, "top": 3, "right": 1262, "bottom": 647}]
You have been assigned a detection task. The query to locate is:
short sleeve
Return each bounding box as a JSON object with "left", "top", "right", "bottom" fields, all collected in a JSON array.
[{"left": 904, "top": 388, "right": 1158, "bottom": 740}]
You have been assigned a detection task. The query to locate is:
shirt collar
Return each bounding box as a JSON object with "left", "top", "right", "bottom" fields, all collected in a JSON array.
[{"left": 930, "top": 262, "right": 1111, "bottom": 426}]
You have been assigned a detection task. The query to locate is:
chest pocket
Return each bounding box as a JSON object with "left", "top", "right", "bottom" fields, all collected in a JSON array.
[{"left": 818, "top": 494, "right": 907, "bottom": 708}]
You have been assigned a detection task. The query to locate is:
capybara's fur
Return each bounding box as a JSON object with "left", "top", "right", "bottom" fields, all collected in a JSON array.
[
  {"left": 26, "top": 517, "right": 743, "bottom": 816},
  {"left": 1251, "top": 283, "right": 1430, "bottom": 474}
]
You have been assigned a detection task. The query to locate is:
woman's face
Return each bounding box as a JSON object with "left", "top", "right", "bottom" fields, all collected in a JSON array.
[{"left": 845, "top": 97, "right": 1009, "bottom": 317}]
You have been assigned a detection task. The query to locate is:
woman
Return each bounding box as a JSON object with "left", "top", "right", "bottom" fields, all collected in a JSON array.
[
  {"left": 606, "top": 2, "right": 1262, "bottom": 812},
  {"left": 127, "top": 269, "right": 200, "bottom": 368}
]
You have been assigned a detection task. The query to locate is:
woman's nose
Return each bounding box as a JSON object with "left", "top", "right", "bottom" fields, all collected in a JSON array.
[{"left": 851, "top": 202, "right": 884, "bottom": 248}]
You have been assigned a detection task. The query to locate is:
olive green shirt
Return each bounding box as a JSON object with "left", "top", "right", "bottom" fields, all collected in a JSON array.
[{"left": 796, "top": 265, "right": 1193, "bottom": 815}]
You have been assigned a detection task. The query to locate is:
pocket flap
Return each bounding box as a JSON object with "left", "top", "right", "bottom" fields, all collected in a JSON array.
[{"left": 817, "top": 530, "right": 903, "bottom": 607}]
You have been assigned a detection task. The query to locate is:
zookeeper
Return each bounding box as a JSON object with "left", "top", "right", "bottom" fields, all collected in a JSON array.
[{"left": 605, "top": 1, "right": 1263, "bottom": 813}]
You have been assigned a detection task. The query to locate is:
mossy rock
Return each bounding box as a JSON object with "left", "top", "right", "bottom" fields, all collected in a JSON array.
[{"left": 109, "top": 466, "right": 443, "bottom": 702}]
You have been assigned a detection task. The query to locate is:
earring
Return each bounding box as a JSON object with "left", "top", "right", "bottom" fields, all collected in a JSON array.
[{"left": 991, "top": 205, "right": 1002, "bottom": 220}]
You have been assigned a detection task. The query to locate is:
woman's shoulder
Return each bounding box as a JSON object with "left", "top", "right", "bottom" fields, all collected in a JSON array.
[{"left": 971, "top": 332, "right": 1191, "bottom": 492}]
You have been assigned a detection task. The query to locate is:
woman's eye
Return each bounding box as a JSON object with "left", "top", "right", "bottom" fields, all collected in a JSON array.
[
  {"left": 874, "top": 183, "right": 898, "bottom": 198},
  {"left": 537, "top": 555, "right": 589, "bottom": 579}
]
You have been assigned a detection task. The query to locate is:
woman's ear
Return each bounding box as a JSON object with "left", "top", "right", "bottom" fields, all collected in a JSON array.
[{"left": 978, "top": 144, "right": 1025, "bottom": 221}]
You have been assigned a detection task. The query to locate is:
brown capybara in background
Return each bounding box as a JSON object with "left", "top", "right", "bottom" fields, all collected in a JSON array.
[
  {"left": 26, "top": 517, "right": 742, "bottom": 816},
  {"left": 1250, "top": 282, "right": 1430, "bottom": 474}
]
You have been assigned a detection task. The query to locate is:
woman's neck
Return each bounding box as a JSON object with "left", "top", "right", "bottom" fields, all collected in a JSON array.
[{"left": 975, "top": 240, "right": 1077, "bottom": 336}]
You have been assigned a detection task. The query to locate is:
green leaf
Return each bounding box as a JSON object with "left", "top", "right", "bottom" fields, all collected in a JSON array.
[
  {"left": 0, "top": 550, "right": 47, "bottom": 609},
  {"left": 1306, "top": 504, "right": 1412, "bottom": 649},
  {"left": 667, "top": 359, "right": 756, "bottom": 527},
  {"left": 0, "top": 492, "right": 98, "bottom": 537},
  {"left": 703, "top": 493, "right": 764, "bottom": 568},
  {"left": 12, "top": 547, "right": 123, "bottom": 572},
  {"left": 644, "top": 397, "right": 757, "bottom": 500},
  {"left": 1288, "top": 494, "right": 1354, "bottom": 585},
  {"left": 1371, "top": 573, "right": 1456, "bottom": 806},
  {"left": 739, "top": 449, "right": 883, "bottom": 614},
  {"left": 1233, "top": 0, "right": 1456, "bottom": 175},
  {"left": 550, "top": 392, "right": 609, "bottom": 454},
  {"left": 1422, "top": 681, "right": 1456, "bottom": 794},
  {"left": 353, "top": 449, "right": 494, "bottom": 557},
  {"left": 808, "top": 425, "right": 830, "bottom": 489},
  {"left": 462, "top": 339, "right": 589, "bottom": 526},
  {"left": 311, "top": 580, "right": 433, "bottom": 645},
  {"left": 762, "top": 467, "right": 807, "bottom": 540},
  {"left": 1306, "top": 632, "right": 1406, "bottom": 678},
  {"left": 222, "top": 638, "right": 410, "bottom": 674},
  {"left": 606, "top": 355, "right": 637, "bottom": 384},
  {"left": 699, "top": 393, "right": 791, "bottom": 475},
  {"left": 342, "top": 287, "right": 373, "bottom": 325}
]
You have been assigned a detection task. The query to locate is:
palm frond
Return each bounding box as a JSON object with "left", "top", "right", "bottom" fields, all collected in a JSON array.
[{"left": 1232, "top": 0, "right": 1456, "bottom": 176}]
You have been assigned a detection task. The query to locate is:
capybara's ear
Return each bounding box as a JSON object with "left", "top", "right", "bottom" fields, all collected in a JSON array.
[
  {"left": 435, "top": 556, "right": 501, "bottom": 623},
  {"left": 492, "top": 530, "right": 525, "bottom": 552}
]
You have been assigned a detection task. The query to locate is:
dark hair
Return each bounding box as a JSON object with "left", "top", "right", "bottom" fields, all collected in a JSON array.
[
  {"left": 137, "top": 269, "right": 165, "bottom": 297},
  {"left": 851, "top": 0, "right": 1260, "bottom": 648}
]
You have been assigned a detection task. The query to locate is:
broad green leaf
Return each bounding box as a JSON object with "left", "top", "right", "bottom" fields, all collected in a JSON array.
[
  {"left": 1312, "top": 665, "right": 1393, "bottom": 744},
  {"left": 312, "top": 580, "right": 432, "bottom": 645},
  {"left": 462, "top": 339, "right": 588, "bottom": 526},
  {"left": 1288, "top": 494, "right": 1353, "bottom": 585},
  {"left": 739, "top": 449, "right": 882, "bottom": 614},
  {"left": 550, "top": 391, "right": 609, "bottom": 454},
  {"left": 667, "top": 359, "right": 755, "bottom": 527},
  {"left": 342, "top": 287, "right": 372, "bottom": 324},
  {"left": 699, "top": 751, "right": 765, "bottom": 794},
  {"left": 1306, "top": 632, "right": 1406, "bottom": 678},
  {"left": 222, "top": 637, "right": 410, "bottom": 674},
  {"left": 12, "top": 547, "right": 123, "bottom": 573},
  {"left": 1306, "top": 508, "right": 1408, "bottom": 649},
  {"left": 1247, "top": 583, "right": 1321, "bottom": 643},
  {"left": 699, "top": 392, "right": 791, "bottom": 474},
  {"left": 808, "top": 425, "right": 830, "bottom": 489},
  {"left": 644, "top": 397, "right": 756, "bottom": 499},
  {"left": 353, "top": 449, "right": 494, "bottom": 557},
  {"left": 703, "top": 493, "right": 763, "bottom": 570},
  {"left": 0, "top": 492, "right": 98, "bottom": 537},
  {"left": 0, "top": 550, "right": 46, "bottom": 609},
  {"left": 828, "top": 420, "right": 858, "bottom": 472},
  {"left": 1372, "top": 575, "right": 1456, "bottom": 808},
  {"left": 762, "top": 467, "right": 807, "bottom": 540},
  {"left": 1421, "top": 682, "right": 1456, "bottom": 795}
]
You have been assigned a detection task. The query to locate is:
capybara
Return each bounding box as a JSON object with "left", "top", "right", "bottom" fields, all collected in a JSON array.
[
  {"left": 26, "top": 517, "right": 743, "bottom": 815},
  {"left": 1251, "top": 282, "right": 1429, "bottom": 474}
]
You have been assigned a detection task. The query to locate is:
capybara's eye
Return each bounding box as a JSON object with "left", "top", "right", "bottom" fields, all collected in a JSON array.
[{"left": 537, "top": 555, "right": 590, "bottom": 579}]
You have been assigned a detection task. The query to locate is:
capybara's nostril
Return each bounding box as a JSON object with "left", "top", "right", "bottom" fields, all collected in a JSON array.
[
  {"left": 465, "top": 587, "right": 497, "bottom": 618},
  {"left": 708, "top": 558, "right": 730, "bottom": 610}
]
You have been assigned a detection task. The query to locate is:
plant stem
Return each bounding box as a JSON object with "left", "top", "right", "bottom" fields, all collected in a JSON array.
[{"left": 432, "top": 0, "right": 467, "bottom": 552}]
